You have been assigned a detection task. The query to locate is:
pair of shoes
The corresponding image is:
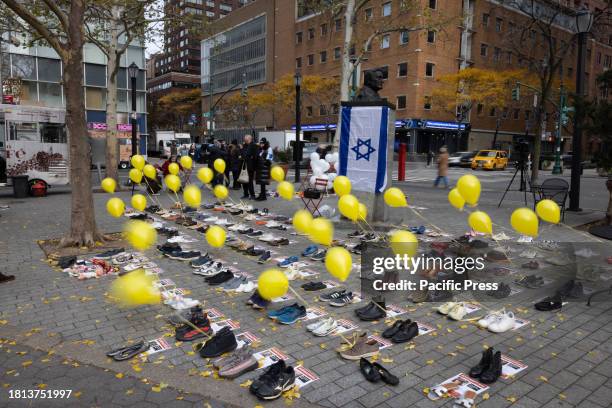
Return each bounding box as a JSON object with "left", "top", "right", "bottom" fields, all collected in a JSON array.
[
  {"left": 310, "top": 249, "right": 327, "bottom": 261},
  {"left": 355, "top": 296, "right": 386, "bottom": 321},
  {"left": 215, "top": 346, "right": 258, "bottom": 378},
  {"left": 329, "top": 291, "right": 357, "bottom": 307},
  {"left": 478, "top": 310, "right": 515, "bottom": 333},
  {"left": 205, "top": 270, "right": 234, "bottom": 286},
  {"left": 515, "top": 275, "right": 545, "bottom": 288},
  {"left": 167, "top": 305, "right": 201, "bottom": 326},
  {"left": 319, "top": 289, "right": 347, "bottom": 302},
  {"left": 307, "top": 317, "right": 337, "bottom": 336},
  {"left": 258, "top": 251, "right": 271, "bottom": 263},
  {"left": 247, "top": 291, "right": 270, "bottom": 309},
  {"left": 268, "top": 304, "right": 306, "bottom": 324},
  {"left": 469, "top": 347, "right": 502, "bottom": 384},
  {"left": 106, "top": 340, "right": 150, "bottom": 361},
  {"left": 190, "top": 254, "right": 212, "bottom": 268},
  {"left": 301, "top": 281, "right": 326, "bottom": 291},
  {"left": 158, "top": 242, "right": 182, "bottom": 254},
  {"left": 535, "top": 293, "right": 562, "bottom": 311},
  {"left": 360, "top": 358, "right": 399, "bottom": 385},
  {"left": 198, "top": 326, "right": 237, "bottom": 358},
  {"left": 175, "top": 308, "right": 212, "bottom": 341},
  {"left": 250, "top": 360, "right": 295, "bottom": 400},
  {"left": 166, "top": 250, "right": 201, "bottom": 261},
  {"left": 338, "top": 332, "right": 379, "bottom": 360},
  {"left": 382, "top": 319, "right": 418, "bottom": 343},
  {"left": 302, "top": 245, "right": 318, "bottom": 257},
  {"left": 277, "top": 255, "right": 299, "bottom": 268}
]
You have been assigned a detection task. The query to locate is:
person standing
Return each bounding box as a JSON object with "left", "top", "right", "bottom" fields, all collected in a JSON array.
[
  {"left": 434, "top": 146, "right": 449, "bottom": 188},
  {"left": 255, "top": 138, "right": 272, "bottom": 201},
  {"left": 240, "top": 134, "right": 258, "bottom": 199},
  {"left": 426, "top": 150, "right": 434, "bottom": 167},
  {"left": 228, "top": 139, "right": 241, "bottom": 189}
]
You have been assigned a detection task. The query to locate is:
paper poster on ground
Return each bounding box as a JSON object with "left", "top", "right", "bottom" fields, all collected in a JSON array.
[
  {"left": 294, "top": 366, "right": 319, "bottom": 389},
  {"left": 254, "top": 348, "right": 290, "bottom": 369}
]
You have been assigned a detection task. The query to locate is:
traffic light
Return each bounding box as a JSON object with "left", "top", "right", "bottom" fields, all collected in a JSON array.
[{"left": 511, "top": 86, "right": 520, "bottom": 101}]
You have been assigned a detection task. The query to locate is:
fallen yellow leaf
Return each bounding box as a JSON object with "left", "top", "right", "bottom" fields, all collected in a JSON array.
[
  {"left": 482, "top": 392, "right": 490, "bottom": 400},
  {"left": 115, "top": 373, "right": 124, "bottom": 379},
  {"left": 240, "top": 380, "right": 253, "bottom": 388},
  {"left": 21, "top": 360, "right": 32, "bottom": 367}
]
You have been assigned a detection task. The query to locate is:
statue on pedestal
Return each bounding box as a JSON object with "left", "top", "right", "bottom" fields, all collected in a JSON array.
[{"left": 355, "top": 69, "right": 384, "bottom": 102}]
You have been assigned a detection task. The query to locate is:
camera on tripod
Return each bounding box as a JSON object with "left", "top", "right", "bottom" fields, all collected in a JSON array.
[{"left": 514, "top": 139, "right": 530, "bottom": 167}]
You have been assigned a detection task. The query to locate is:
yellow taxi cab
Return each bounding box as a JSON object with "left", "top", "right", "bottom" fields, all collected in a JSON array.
[{"left": 471, "top": 150, "right": 509, "bottom": 170}]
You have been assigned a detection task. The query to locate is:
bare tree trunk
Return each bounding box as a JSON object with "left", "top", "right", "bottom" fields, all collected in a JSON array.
[
  {"left": 333, "top": 0, "right": 356, "bottom": 150},
  {"left": 104, "top": 6, "right": 121, "bottom": 182},
  {"left": 62, "top": 2, "right": 99, "bottom": 246},
  {"left": 531, "top": 110, "right": 543, "bottom": 183}
]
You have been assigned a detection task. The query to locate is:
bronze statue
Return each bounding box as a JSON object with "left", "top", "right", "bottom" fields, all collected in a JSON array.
[{"left": 355, "top": 69, "right": 384, "bottom": 102}]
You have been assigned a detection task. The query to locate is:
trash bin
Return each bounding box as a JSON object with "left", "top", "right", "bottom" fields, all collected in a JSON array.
[{"left": 11, "top": 175, "right": 29, "bottom": 198}]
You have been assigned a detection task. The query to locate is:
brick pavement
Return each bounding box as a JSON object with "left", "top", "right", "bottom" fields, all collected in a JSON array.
[{"left": 0, "top": 181, "right": 611, "bottom": 408}]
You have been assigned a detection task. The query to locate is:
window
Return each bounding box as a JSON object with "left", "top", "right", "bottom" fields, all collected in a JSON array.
[
  {"left": 320, "top": 50, "right": 327, "bottom": 63},
  {"left": 37, "top": 58, "right": 61, "bottom": 82},
  {"left": 482, "top": 13, "right": 489, "bottom": 27},
  {"left": 477, "top": 104, "right": 483, "bottom": 115},
  {"left": 381, "top": 34, "right": 390, "bottom": 49},
  {"left": 39, "top": 82, "right": 62, "bottom": 107},
  {"left": 506, "top": 51, "right": 512, "bottom": 64},
  {"left": 334, "top": 18, "right": 342, "bottom": 31},
  {"left": 493, "top": 47, "right": 501, "bottom": 61},
  {"left": 85, "top": 64, "right": 106, "bottom": 87},
  {"left": 524, "top": 110, "right": 531, "bottom": 120},
  {"left": 306, "top": 106, "right": 313, "bottom": 117},
  {"left": 334, "top": 47, "right": 341, "bottom": 60},
  {"left": 11, "top": 55, "right": 36, "bottom": 80},
  {"left": 502, "top": 107, "right": 509, "bottom": 119},
  {"left": 429, "top": 0, "right": 437, "bottom": 9},
  {"left": 296, "top": 32, "right": 302, "bottom": 44},
  {"left": 365, "top": 8, "right": 373, "bottom": 21},
  {"left": 320, "top": 23, "right": 327, "bottom": 36},
  {"left": 382, "top": 2, "right": 392, "bottom": 17},
  {"left": 427, "top": 30, "right": 436, "bottom": 43},
  {"left": 604, "top": 55, "right": 611, "bottom": 68},
  {"left": 319, "top": 105, "right": 327, "bottom": 115},
  {"left": 366, "top": 42, "right": 372, "bottom": 52},
  {"left": 508, "top": 21, "right": 515, "bottom": 33},
  {"left": 332, "top": 104, "right": 339, "bottom": 114},
  {"left": 489, "top": 107, "right": 496, "bottom": 117},
  {"left": 480, "top": 43, "right": 488, "bottom": 57},
  {"left": 423, "top": 96, "right": 432, "bottom": 110},
  {"left": 307, "top": 54, "right": 314, "bottom": 65},
  {"left": 40, "top": 123, "right": 66, "bottom": 144},
  {"left": 396, "top": 95, "right": 407, "bottom": 109},
  {"left": 399, "top": 30, "right": 409, "bottom": 45},
  {"left": 567, "top": 67, "right": 573, "bottom": 78},
  {"left": 425, "top": 62, "right": 435, "bottom": 77},
  {"left": 296, "top": 57, "right": 302, "bottom": 68},
  {"left": 398, "top": 62, "right": 407, "bottom": 77},
  {"left": 85, "top": 87, "right": 106, "bottom": 110},
  {"left": 308, "top": 28, "right": 314, "bottom": 40},
  {"left": 495, "top": 18, "right": 503, "bottom": 32},
  {"left": 513, "top": 108, "right": 520, "bottom": 120},
  {"left": 596, "top": 52, "right": 602, "bottom": 64}
]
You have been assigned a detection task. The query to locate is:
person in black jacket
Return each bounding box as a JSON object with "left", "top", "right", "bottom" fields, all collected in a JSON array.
[
  {"left": 228, "top": 139, "right": 241, "bottom": 189},
  {"left": 255, "top": 138, "right": 272, "bottom": 201},
  {"left": 240, "top": 134, "right": 258, "bottom": 199},
  {"left": 208, "top": 140, "right": 227, "bottom": 186}
]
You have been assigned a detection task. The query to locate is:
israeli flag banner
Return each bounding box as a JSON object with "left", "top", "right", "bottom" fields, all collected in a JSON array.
[{"left": 338, "top": 105, "right": 390, "bottom": 193}]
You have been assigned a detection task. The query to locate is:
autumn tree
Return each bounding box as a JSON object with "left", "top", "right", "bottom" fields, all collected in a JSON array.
[
  {"left": 217, "top": 91, "right": 275, "bottom": 135},
  {"left": 156, "top": 89, "right": 201, "bottom": 131}
]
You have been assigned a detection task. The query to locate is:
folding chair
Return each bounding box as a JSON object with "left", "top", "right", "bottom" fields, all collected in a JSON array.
[
  {"left": 532, "top": 178, "right": 569, "bottom": 221},
  {"left": 300, "top": 178, "right": 329, "bottom": 216}
]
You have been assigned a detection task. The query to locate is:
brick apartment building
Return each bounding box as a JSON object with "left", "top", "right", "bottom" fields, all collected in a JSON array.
[{"left": 201, "top": 0, "right": 611, "bottom": 157}]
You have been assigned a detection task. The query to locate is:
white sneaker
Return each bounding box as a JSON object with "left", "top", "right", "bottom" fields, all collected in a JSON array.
[
  {"left": 259, "top": 233, "right": 278, "bottom": 242},
  {"left": 436, "top": 302, "right": 457, "bottom": 315},
  {"left": 244, "top": 214, "right": 257, "bottom": 221},
  {"left": 216, "top": 218, "right": 231, "bottom": 226},
  {"left": 313, "top": 318, "right": 338, "bottom": 336},
  {"left": 487, "top": 311, "right": 515, "bottom": 333},
  {"left": 284, "top": 267, "right": 300, "bottom": 280},
  {"left": 174, "top": 297, "right": 199, "bottom": 310},
  {"left": 266, "top": 221, "right": 281, "bottom": 228},
  {"left": 167, "top": 235, "right": 196, "bottom": 243},
  {"left": 237, "top": 281, "right": 256, "bottom": 293},
  {"left": 307, "top": 319, "right": 327, "bottom": 332},
  {"left": 203, "top": 216, "right": 219, "bottom": 223},
  {"left": 477, "top": 309, "right": 505, "bottom": 329},
  {"left": 229, "top": 223, "right": 245, "bottom": 232}
]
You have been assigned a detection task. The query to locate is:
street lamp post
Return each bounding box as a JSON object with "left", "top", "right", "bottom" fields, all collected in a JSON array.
[
  {"left": 128, "top": 62, "right": 139, "bottom": 156},
  {"left": 569, "top": 6, "right": 593, "bottom": 211},
  {"left": 552, "top": 84, "right": 566, "bottom": 175},
  {"left": 294, "top": 71, "right": 302, "bottom": 183}
]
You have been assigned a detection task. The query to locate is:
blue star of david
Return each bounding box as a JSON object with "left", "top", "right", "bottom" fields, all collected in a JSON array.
[{"left": 351, "top": 138, "right": 376, "bottom": 161}]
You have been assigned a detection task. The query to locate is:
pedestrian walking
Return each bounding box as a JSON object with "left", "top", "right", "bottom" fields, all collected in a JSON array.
[
  {"left": 240, "top": 134, "right": 258, "bottom": 199},
  {"left": 255, "top": 138, "right": 272, "bottom": 201},
  {"left": 228, "top": 139, "right": 242, "bottom": 189},
  {"left": 426, "top": 150, "right": 434, "bottom": 167},
  {"left": 433, "top": 146, "right": 449, "bottom": 188}
]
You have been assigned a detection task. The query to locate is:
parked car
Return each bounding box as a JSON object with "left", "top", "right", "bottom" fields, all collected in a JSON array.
[
  {"left": 448, "top": 151, "right": 472, "bottom": 167},
  {"left": 471, "top": 150, "right": 509, "bottom": 170},
  {"left": 459, "top": 151, "right": 478, "bottom": 167}
]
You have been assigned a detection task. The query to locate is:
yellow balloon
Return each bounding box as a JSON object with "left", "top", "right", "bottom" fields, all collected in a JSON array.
[
  {"left": 384, "top": 187, "right": 407, "bottom": 207},
  {"left": 277, "top": 181, "right": 294, "bottom": 201},
  {"left": 511, "top": 207, "right": 539, "bottom": 237},
  {"left": 129, "top": 168, "right": 143, "bottom": 184},
  {"left": 358, "top": 202, "right": 367, "bottom": 220},
  {"left": 165, "top": 174, "right": 181, "bottom": 192},
  {"left": 325, "top": 247, "right": 352, "bottom": 282},
  {"left": 168, "top": 162, "right": 180, "bottom": 175},
  {"left": 183, "top": 185, "right": 201, "bottom": 208},
  {"left": 389, "top": 230, "right": 418, "bottom": 257},
  {"left": 292, "top": 209, "right": 313, "bottom": 234},
  {"left": 124, "top": 220, "right": 157, "bottom": 251},
  {"left": 338, "top": 194, "right": 359, "bottom": 221},
  {"left": 271, "top": 166, "right": 285, "bottom": 182},
  {"left": 468, "top": 211, "right": 493, "bottom": 235},
  {"left": 143, "top": 164, "right": 157, "bottom": 180},
  {"left": 308, "top": 217, "right": 334, "bottom": 246},
  {"left": 131, "top": 194, "right": 147, "bottom": 212},
  {"left": 110, "top": 269, "right": 160, "bottom": 306},
  {"left": 213, "top": 184, "right": 228, "bottom": 200},
  {"left": 106, "top": 197, "right": 125, "bottom": 218},
  {"left": 101, "top": 177, "right": 116, "bottom": 194},
  {"left": 179, "top": 155, "right": 193, "bottom": 170},
  {"left": 206, "top": 225, "right": 226, "bottom": 248},
  {"left": 333, "top": 176, "right": 351, "bottom": 196},
  {"left": 448, "top": 188, "right": 466, "bottom": 210},
  {"left": 130, "top": 155, "right": 145, "bottom": 170},
  {"left": 197, "top": 167, "right": 214, "bottom": 184},
  {"left": 457, "top": 175, "right": 481, "bottom": 206},
  {"left": 257, "top": 269, "right": 289, "bottom": 301},
  {"left": 214, "top": 158, "right": 226, "bottom": 173},
  {"left": 536, "top": 199, "right": 560, "bottom": 224}
]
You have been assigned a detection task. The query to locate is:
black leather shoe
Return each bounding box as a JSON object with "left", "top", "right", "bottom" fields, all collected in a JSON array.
[
  {"left": 359, "top": 358, "right": 381, "bottom": 382},
  {"left": 535, "top": 294, "right": 562, "bottom": 311},
  {"left": 480, "top": 351, "right": 502, "bottom": 384},
  {"left": 373, "top": 362, "right": 399, "bottom": 385},
  {"left": 357, "top": 298, "right": 386, "bottom": 321},
  {"left": 391, "top": 321, "right": 418, "bottom": 343},
  {"left": 382, "top": 320, "right": 406, "bottom": 339},
  {"left": 469, "top": 347, "right": 493, "bottom": 378},
  {"left": 355, "top": 295, "right": 384, "bottom": 314},
  {"left": 199, "top": 326, "right": 237, "bottom": 358}
]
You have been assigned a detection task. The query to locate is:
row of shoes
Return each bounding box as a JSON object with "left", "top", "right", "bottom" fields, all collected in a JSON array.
[
  {"left": 477, "top": 309, "right": 516, "bottom": 333},
  {"left": 319, "top": 289, "right": 358, "bottom": 307},
  {"left": 267, "top": 303, "right": 307, "bottom": 324},
  {"left": 382, "top": 318, "right": 419, "bottom": 343}
]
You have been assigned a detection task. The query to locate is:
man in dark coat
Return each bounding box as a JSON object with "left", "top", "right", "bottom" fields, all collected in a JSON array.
[
  {"left": 240, "top": 134, "right": 258, "bottom": 199},
  {"left": 255, "top": 138, "right": 272, "bottom": 201},
  {"left": 228, "top": 139, "right": 241, "bottom": 189}
]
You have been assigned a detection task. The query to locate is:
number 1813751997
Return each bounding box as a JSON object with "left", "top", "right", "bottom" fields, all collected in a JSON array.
[{"left": 8, "top": 389, "right": 72, "bottom": 399}]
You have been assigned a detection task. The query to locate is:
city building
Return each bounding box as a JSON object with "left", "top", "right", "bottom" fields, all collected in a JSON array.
[{"left": 202, "top": 0, "right": 611, "bottom": 158}]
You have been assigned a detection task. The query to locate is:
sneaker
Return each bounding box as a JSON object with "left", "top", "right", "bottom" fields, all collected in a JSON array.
[
  {"left": 277, "top": 256, "right": 299, "bottom": 268},
  {"left": 266, "top": 220, "right": 281, "bottom": 229},
  {"left": 245, "top": 247, "right": 265, "bottom": 257},
  {"left": 236, "top": 281, "right": 257, "bottom": 293},
  {"left": 284, "top": 266, "right": 301, "bottom": 281},
  {"left": 167, "top": 251, "right": 201, "bottom": 261},
  {"left": 95, "top": 248, "right": 125, "bottom": 259},
  {"left": 257, "top": 251, "right": 271, "bottom": 264},
  {"left": 206, "top": 270, "right": 235, "bottom": 286},
  {"left": 312, "top": 318, "right": 338, "bottom": 336},
  {"left": 194, "top": 262, "right": 223, "bottom": 276},
  {"left": 247, "top": 230, "right": 263, "bottom": 238},
  {"left": 535, "top": 294, "right": 562, "bottom": 311},
  {"left": 329, "top": 292, "right": 356, "bottom": 307},
  {"left": 485, "top": 283, "right": 511, "bottom": 299},
  {"left": 339, "top": 332, "right": 379, "bottom": 360},
  {"left": 301, "top": 245, "right": 318, "bottom": 257},
  {"left": 301, "top": 281, "right": 326, "bottom": 291},
  {"left": 239, "top": 227, "right": 254, "bottom": 234},
  {"left": 362, "top": 233, "right": 379, "bottom": 242},
  {"left": 223, "top": 276, "right": 248, "bottom": 291},
  {"left": 167, "top": 235, "right": 195, "bottom": 244},
  {"left": 175, "top": 311, "right": 212, "bottom": 341},
  {"left": 218, "top": 349, "right": 258, "bottom": 379},
  {"left": 320, "top": 289, "right": 347, "bottom": 302},
  {"left": 348, "top": 231, "right": 366, "bottom": 238},
  {"left": 228, "top": 223, "right": 246, "bottom": 232},
  {"left": 477, "top": 309, "right": 505, "bottom": 329},
  {"left": 190, "top": 255, "right": 212, "bottom": 268},
  {"left": 351, "top": 242, "right": 366, "bottom": 255},
  {"left": 198, "top": 326, "right": 238, "bottom": 358},
  {"left": 310, "top": 249, "right": 327, "bottom": 261},
  {"left": 487, "top": 311, "right": 516, "bottom": 333},
  {"left": 157, "top": 242, "right": 182, "bottom": 254},
  {"left": 250, "top": 360, "right": 295, "bottom": 400},
  {"left": 268, "top": 304, "right": 300, "bottom": 319},
  {"left": 249, "top": 291, "right": 270, "bottom": 309}
]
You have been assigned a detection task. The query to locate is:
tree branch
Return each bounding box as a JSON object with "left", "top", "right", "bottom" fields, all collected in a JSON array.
[{"left": 41, "top": 0, "right": 70, "bottom": 33}]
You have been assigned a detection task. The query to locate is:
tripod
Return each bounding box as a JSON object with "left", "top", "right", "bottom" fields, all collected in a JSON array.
[{"left": 498, "top": 160, "right": 530, "bottom": 207}]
